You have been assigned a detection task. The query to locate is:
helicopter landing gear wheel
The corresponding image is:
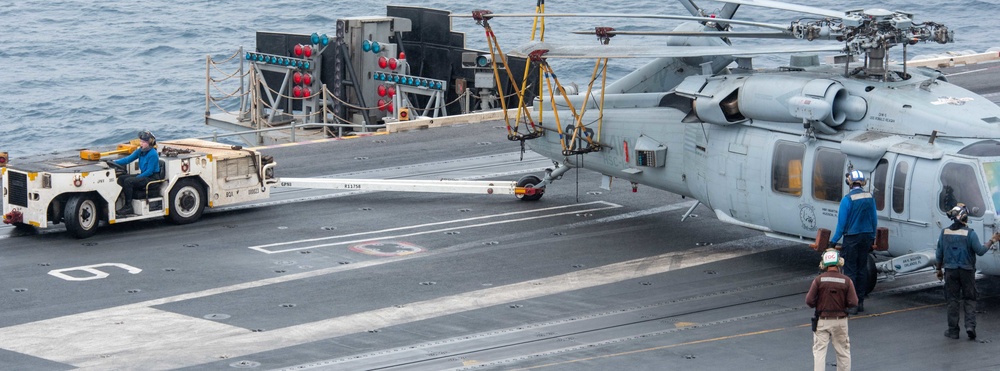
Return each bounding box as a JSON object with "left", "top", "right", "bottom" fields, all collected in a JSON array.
[
  {"left": 64, "top": 194, "right": 100, "bottom": 239},
  {"left": 168, "top": 178, "right": 206, "bottom": 224},
  {"left": 516, "top": 175, "right": 544, "bottom": 201}
]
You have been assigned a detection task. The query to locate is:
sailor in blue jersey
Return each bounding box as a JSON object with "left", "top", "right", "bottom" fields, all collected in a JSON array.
[
  {"left": 830, "top": 169, "right": 878, "bottom": 314},
  {"left": 112, "top": 131, "right": 160, "bottom": 215},
  {"left": 935, "top": 203, "right": 998, "bottom": 340}
]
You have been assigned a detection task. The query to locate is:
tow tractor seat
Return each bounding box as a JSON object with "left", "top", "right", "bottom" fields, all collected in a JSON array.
[{"left": 135, "top": 159, "right": 168, "bottom": 200}]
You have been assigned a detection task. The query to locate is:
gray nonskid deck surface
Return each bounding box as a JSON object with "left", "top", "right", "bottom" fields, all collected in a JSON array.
[{"left": 2, "top": 78, "right": 1000, "bottom": 370}]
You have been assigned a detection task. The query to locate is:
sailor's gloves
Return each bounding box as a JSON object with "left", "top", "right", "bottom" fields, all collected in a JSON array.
[{"left": 990, "top": 232, "right": 1000, "bottom": 250}]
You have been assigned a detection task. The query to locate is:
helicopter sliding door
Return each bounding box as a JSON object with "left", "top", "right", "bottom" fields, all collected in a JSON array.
[
  {"left": 764, "top": 132, "right": 852, "bottom": 238},
  {"left": 766, "top": 139, "right": 806, "bottom": 234}
]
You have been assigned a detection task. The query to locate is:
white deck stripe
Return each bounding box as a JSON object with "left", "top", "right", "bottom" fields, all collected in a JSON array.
[{"left": 249, "top": 201, "right": 621, "bottom": 253}]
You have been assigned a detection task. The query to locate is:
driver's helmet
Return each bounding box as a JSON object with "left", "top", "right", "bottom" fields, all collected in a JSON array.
[{"left": 138, "top": 130, "right": 156, "bottom": 146}]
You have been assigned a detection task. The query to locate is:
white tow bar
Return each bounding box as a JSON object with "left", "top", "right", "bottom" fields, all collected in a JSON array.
[{"left": 276, "top": 177, "right": 537, "bottom": 197}]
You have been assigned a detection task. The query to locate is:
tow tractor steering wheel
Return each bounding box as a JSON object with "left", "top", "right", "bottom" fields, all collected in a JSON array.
[{"left": 104, "top": 160, "right": 126, "bottom": 174}]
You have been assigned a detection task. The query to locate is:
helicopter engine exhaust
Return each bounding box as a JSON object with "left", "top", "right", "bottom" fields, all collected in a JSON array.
[{"left": 739, "top": 76, "right": 867, "bottom": 131}]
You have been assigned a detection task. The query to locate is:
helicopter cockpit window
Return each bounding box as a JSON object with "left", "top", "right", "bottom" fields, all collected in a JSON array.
[
  {"left": 812, "top": 148, "right": 846, "bottom": 202},
  {"left": 872, "top": 159, "right": 888, "bottom": 211},
  {"left": 939, "top": 162, "right": 986, "bottom": 217},
  {"left": 957, "top": 140, "right": 1000, "bottom": 157},
  {"left": 772, "top": 141, "right": 805, "bottom": 196},
  {"left": 983, "top": 161, "right": 1000, "bottom": 211}
]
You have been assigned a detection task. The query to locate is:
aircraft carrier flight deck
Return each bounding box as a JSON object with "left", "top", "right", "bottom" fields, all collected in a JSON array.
[{"left": 2, "top": 59, "right": 1000, "bottom": 370}]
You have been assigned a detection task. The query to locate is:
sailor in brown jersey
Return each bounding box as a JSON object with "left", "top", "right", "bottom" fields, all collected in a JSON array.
[{"left": 806, "top": 249, "right": 859, "bottom": 371}]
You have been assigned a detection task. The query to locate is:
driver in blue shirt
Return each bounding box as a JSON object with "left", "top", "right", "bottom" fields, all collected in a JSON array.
[{"left": 111, "top": 131, "right": 160, "bottom": 215}]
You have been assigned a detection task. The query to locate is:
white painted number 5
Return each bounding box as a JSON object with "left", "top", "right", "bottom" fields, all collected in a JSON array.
[{"left": 48, "top": 263, "right": 142, "bottom": 281}]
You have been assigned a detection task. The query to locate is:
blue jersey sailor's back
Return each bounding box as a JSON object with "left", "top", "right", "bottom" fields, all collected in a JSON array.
[
  {"left": 936, "top": 226, "right": 989, "bottom": 270},
  {"left": 831, "top": 187, "right": 878, "bottom": 244}
]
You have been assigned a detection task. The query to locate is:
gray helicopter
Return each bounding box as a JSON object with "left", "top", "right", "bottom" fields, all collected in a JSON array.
[{"left": 470, "top": 0, "right": 1000, "bottom": 293}]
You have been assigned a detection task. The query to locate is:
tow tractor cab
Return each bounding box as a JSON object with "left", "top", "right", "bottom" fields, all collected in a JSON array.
[{"left": 2, "top": 138, "right": 277, "bottom": 238}]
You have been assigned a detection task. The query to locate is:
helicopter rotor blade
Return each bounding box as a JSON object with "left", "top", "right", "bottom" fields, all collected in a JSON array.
[
  {"left": 510, "top": 41, "right": 843, "bottom": 59},
  {"left": 678, "top": 0, "right": 703, "bottom": 17},
  {"left": 716, "top": 0, "right": 845, "bottom": 19},
  {"left": 451, "top": 12, "right": 791, "bottom": 32},
  {"left": 675, "top": 0, "right": 743, "bottom": 35},
  {"left": 570, "top": 30, "right": 796, "bottom": 39}
]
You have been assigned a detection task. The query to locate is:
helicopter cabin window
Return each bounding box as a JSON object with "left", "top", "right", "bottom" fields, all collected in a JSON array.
[
  {"left": 938, "top": 163, "right": 986, "bottom": 217},
  {"left": 812, "top": 148, "right": 846, "bottom": 202},
  {"left": 892, "top": 162, "right": 908, "bottom": 213},
  {"left": 872, "top": 159, "right": 888, "bottom": 211},
  {"left": 772, "top": 141, "right": 805, "bottom": 196}
]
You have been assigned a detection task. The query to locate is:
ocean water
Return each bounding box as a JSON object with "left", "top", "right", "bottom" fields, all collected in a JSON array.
[{"left": 2, "top": 0, "right": 998, "bottom": 158}]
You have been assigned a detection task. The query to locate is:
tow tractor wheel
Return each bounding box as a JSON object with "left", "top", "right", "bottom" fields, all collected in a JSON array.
[
  {"left": 168, "top": 178, "right": 206, "bottom": 225},
  {"left": 64, "top": 194, "right": 99, "bottom": 239},
  {"left": 516, "top": 175, "right": 544, "bottom": 202}
]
